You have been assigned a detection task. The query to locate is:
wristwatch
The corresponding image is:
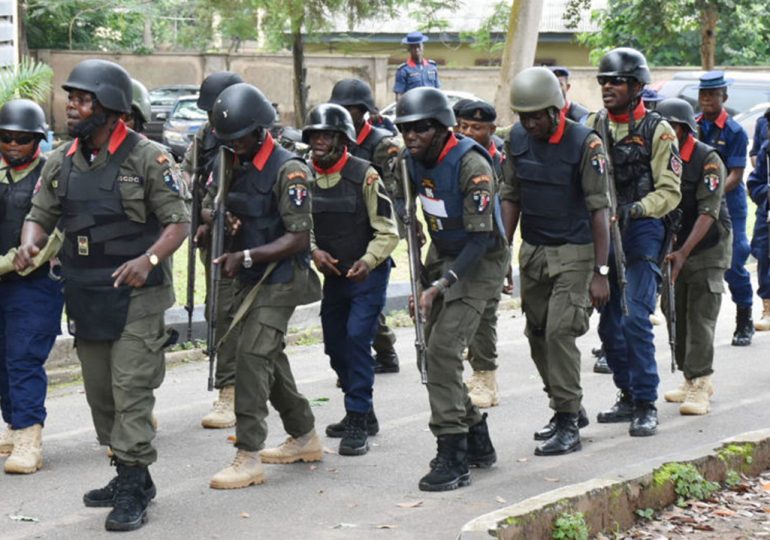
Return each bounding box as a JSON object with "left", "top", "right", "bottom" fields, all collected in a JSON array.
[
  {"left": 242, "top": 249, "right": 253, "bottom": 269},
  {"left": 594, "top": 264, "right": 609, "bottom": 276},
  {"left": 431, "top": 279, "right": 448, "bottom": 294},
  {"left": 145, "top": 251, "right": 159, "bottom": 267}
]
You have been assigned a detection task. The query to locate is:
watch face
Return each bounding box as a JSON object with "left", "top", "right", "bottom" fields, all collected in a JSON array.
[
  {"left": 149, "top": 254, "right": 159, "bottom": 266},
  {"left": 599, "top": 265, "right": 609, "bottom": 276}
]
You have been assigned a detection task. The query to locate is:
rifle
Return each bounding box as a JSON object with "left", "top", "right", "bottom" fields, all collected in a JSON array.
[
  {"left": 185, "top": 138, "right": 201, "bottom": 342},
  {"left": 660, "top": 210, "right": 682, "bottom": 373},
  {"left": 206, "top": 146, "right": 234, "bottom": 391},
  {"left": 399, "top": 155, "right": 428, "bottom": 384},
  {"left": 597, "top": 111, "right": 629, "bottom": 316}
]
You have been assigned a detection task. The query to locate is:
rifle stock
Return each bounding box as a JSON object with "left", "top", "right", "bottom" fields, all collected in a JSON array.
[
  {"left": 399, "top": 156, "right": 428, "bottom": 384},
  {"left": 185, "top": 138, "right": 201, "bottom": 342},
  {"left": 664, "top": 257, "right": 677, "bottom": 373},
  {"left": 206, "top": 146, "right": 234, "bottom": 391}
]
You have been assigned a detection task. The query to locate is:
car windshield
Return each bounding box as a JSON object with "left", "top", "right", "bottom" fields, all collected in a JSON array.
[
  {"left": 150, "top": 88, "right": 197, "bottom": 107},
  {"left": 172, "top": 100, "right": 207, "bottom": 121}
]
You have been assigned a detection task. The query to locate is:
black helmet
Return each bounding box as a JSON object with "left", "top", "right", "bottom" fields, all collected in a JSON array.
[
  {"left": 597, "top": 47, "right": 651, "bottom": 84},
  {"left": 656, "top": 97, "right": 698, "bottom": 133},
  {"left": 328, "top": 79, "right": 376, "bottom": 113},
  {"left": 0, "top": 99, "right": 48, "bottom": 140},
  {"left": 302, "top": 103, "right": 356, "bottom": 144},
  {"left": 395, "top": 88, "right": 455, "bottom": 128},
  {"left": 211, "top": 83, "right": 275, "bottom": 141},
  {"left": 197, "top": 71, "right": 243, "bottom": 112},
  {"left": 62, "top": 59, "right": 132, "bottom": 114}
]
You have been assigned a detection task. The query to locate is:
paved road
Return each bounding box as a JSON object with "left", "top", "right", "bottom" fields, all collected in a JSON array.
[{"left": 2, "top": 298, "right": 769, "bottom": 539}]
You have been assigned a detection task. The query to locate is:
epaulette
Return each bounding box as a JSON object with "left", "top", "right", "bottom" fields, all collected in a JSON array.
[
  {"left": 396, "top": 62, "right": 407, "bottom": 69},
  {"left": 428, "top": 60, "right": 437, "bottom": 66}
]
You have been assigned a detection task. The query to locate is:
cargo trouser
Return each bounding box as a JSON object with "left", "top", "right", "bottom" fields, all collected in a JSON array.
[
  {"left": 520, "top": 244, "right": 592, "bottom": 414},
  {"left": 372, "top": 313, "right": 397, "bottom": 356},
  {"left": 77, "top": 311, "right": 167, "bottom": 466},
  {"left": 466, "top": 296, "right": 500, "bottom": 372}
]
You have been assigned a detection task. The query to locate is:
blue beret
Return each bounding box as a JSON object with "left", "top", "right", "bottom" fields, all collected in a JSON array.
[
  {"left": 402, "top": 31, "right": 429, "bottom": 45},
  {"left": 549, "top": 66, "right": 570, "bottom": 78},
  {"left": 698, "top": 70, "right": 734, "bottom": 90}
]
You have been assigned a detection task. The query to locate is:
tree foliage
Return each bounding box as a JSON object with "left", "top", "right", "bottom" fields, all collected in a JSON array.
[
  {"left": 459, "top": 0, "right": 510, "bottom": 58},
  {"left": 0, "top": 57, "right": 54, "bottom": 104}
]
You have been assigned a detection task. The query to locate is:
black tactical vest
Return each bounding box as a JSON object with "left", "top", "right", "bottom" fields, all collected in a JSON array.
[
  {"left": 226, "top": 144, "right": 306, "bottom": 284},
  {"left": 312, "top": 155, "right": 373, "bottom": 273},
  {"left": 57, "top": 131, "right": 163, "bottom": 287},
  {"left": 567, "top": 102, "right": 590, "bottom": 123},
  {"left": 603, "top": 111, "right": 662, "bottom": 206},
  {"left": 350, "top": 125, "right": 390, "bottom": 169},
  {"left": 509, "top": 120, "right": 594, "bottom": 246},
  {"left": 676, "top": 140, "right": 731, "bottom": 254}
]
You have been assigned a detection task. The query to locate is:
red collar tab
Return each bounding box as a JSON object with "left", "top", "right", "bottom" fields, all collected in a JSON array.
[
  {"left": 356, "top": 121, "right": 373, "bottom": 146},
  {"left": 437, "top": 132, "right": 459, "bottom": 163},
  {"left": 680, "top": 134, "right": 697, "bottom": 162},
  {"left": 487, "top": 141, "right": 497, "bottom": 159},
  {"left": 314, "top": 148, "right": 349, "bottom": 175},
  {"left": 548, "top": 109, "right": 567, "bottom": 144},
  {"left": 406, "top": 58, "right": 428, "bottom": 68},
  {"left": 66, "top": 138, "right": 79, "bottom": 157},
  {"left": 107, "top": 120, "right": 128, "bottom": 155},
  {"left": 715, "top": 108, "right": 728, "bottom": 128},
  {"left": 561, "top": 101, "right": 572, "bottom": 115},
  {"left": 252, "top": 132, "right": 276, "bottom": 171},
  {"left": 608, "top": 100, "right": 647, "bottom": 123}
]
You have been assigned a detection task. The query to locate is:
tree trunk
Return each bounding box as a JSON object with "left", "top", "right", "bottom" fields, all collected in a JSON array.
[
  {"left": 699, "top": 3, "right": 718, "bottom": 70},
  {"left": 17, "top": 0, "right": 29, "bottom": 60},
  {"left": 143, "top": 17, "right": 154, "bottom": 50},
  {"left": 494, "top": 0, "right": 544, "bottom": 126},
  {"left": 291, "top": 22, "right": 307, "bottom": 127}
]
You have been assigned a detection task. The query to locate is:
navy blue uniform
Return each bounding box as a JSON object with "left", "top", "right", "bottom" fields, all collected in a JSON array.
[
  {"left": 748, "top": 140, "right": 770, "bottom": 302},
  {"left": 393, "top": 59, "right": 440, "bottom": 95},
  {"left": 750, "top": 115, "right": 768, "bottom": 160}
]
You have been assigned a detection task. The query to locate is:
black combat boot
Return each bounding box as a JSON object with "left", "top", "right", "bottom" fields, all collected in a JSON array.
[
  {"left": 325, "top": 410, "right": 379, "bottom": 438},
  {"left": 592, "top": 346, "right": 612, "bottom": 374},
  {"left": 419, "top": 434, "right": 470, "bottom": 492},
  {"left": 374, "top": 350, "right": 400, "bottom": 374},
  {"left": 104, "top": 463, "right": 151, "bottom": 531},
  {"left": 535, "top": 412, "right": 581, "bottom": 456},
  {"left": 629, "top": 401, "right": 658, "bottom": 437},
  {"left": 467, "top": 413, "right": 496, "bottom": 468},
  {"left": 597, "top": 391, "right": 634, "bottom": 423},
  {"left": 83, "top": 459, "right": 157, "bottom": 508},
  {"left": 732, "top": 305, "right": 754, "bottom": 346},
  {"left": 534, "top": 406, "right": 590, "bottom": 441},
  {"left": 338, "top": 412, "right": 370, "bottom": 456}
]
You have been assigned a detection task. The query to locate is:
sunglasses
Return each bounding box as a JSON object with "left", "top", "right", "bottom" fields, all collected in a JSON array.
[
  {"left": 0, "top": 133, "right": 36, "bottom": 145},
  {"left": 597, "top": 76, "right": 630, "bottom": 86},
  {"left": 399, "top": 120, "right": 436, "bottom": 134}
]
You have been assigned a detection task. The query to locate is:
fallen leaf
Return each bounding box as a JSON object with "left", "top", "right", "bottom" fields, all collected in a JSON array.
[
  {"left": 713, "top": 508, "right": 737, "bottom": 517},
  {"left": 517, "top": 458, "right": 528, "bottom": 463},
  {"left": 226, "top": 435, "right": 236, "bottom": 442},
  {"left": 9, "top": 515, "right": 38, "bottom": 522},
  {"left": 323, "top": 446, "right": 338, "bottom": 455},
  {"left": 762, "top": 482, "right": 770, "bottom": 492},
  {"left": 331, "top": 523, "right": 356, "bottom": 529},
  {"left": 544, "top": 477, "right": 560, "bottom": 483},
  {"left": 495, "top": 496, "right": 507, "bottom": 504},
  {"left": 377, "top": 524, "right": 397, "bottom": 529},
  {"left": 396, "top": 500, "right": 423, "bottom": 508},
  {"left": 240, "top": 512, "right": 250, "bottom": 519}
]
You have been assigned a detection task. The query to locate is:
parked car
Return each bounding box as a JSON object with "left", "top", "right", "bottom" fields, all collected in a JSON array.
[
  {"left": 735, "top": 101, "right": 770, "bottom": 145},
  {"left": 145, "top": 84, "right": 200, "bottom": 142},
  {"left": 162, "top": 95, "right": 207, "bottom": 161},
  {"left": 656, "top": 72, "right": 770, "bottom": 117},
  {"left": 379, "top": 90, "right": 484, "bottom": 122}
]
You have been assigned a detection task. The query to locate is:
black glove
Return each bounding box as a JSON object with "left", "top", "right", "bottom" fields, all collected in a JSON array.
[{"left": 616, "top": 202, "right": 644, "bottom": 230}]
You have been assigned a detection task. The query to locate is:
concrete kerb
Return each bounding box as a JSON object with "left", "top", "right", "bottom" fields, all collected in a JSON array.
[{"left": 458, "top": 428, "right": 770, "bottom": 539}]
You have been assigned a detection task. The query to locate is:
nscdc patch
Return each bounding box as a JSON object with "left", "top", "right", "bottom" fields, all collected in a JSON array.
[
  {"left": 668, "top": 152, "right": 683, "bottom": 177},
  {"left": 473, "top": 190, "right": 491, "bottom": 214},
  {"left": 704, "top": 173, "right": 720, "bottom": 192},
  {"left": 288, "top": 183, "right": 308, "bottom": 207},
  {"left": 591, "top": 154, "right": 607, "bottom": 175},
  {"left": 163, "top": 167, "right": 181, "bottom": 193}
]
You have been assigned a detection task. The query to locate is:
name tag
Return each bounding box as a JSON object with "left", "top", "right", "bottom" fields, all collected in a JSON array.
[{"left": 419, "top": 194, "right": 448, "bottom": 218}]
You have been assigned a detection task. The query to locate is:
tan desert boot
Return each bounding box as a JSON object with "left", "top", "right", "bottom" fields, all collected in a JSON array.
[
  {"left": 201, "top": 385, "right": 236, "bottom": 429},
  {"left": 0, "top": 424, "right": 13, "bottom": 456},
  {"left": 210, "top": 450, "right": 264, "bottom": 489},
  {"left": 260, "top": 431, "right": 323, "bottom": 464},
  {"left": 755, "top": 299, "right": 770, "bottom": 331},
  {"left": 680, "top": 375, "right": 714, "bottom": 415},
  {"left": 467, "top": 370, "right": 499, "bottom": 408},
  {"left": 664, "top": 379, "right": 693, "bottom": 403},
  {"left": 4, "top": 424, "right": 42, "bottom": 474}
]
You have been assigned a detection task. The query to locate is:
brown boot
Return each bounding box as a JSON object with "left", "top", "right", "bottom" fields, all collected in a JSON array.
[
  {"left": 664, "top": 379, "right": 692, "bottom": 403},
  {"left": 466, "top": 370, "right": 499, "bottom": 408},
  {"left": 4, "top": 424, "right": 42, "bottom": 474},
  {"left": 0, "top": 424, "right": 13, "bottom": 456},
  {"left": 259, "top": 431, "right": 323, "bottom": 464},
  {"left": 755, "top": 299, "right": 770, "bottom": 331},
  {"left": 680, "top": 375, "right": 714, "bottom": 415},
  {"left": 209, "top": 450, "right": 264, "bottom": 489},
  {"left": 201, "top": 386, "right": 236, "bottom": 429}
]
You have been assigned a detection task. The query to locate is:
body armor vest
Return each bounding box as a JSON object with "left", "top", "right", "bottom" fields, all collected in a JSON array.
[
  {"left": 226, "top": 144, "right": 305, "bottom": 284},
  {"left": 350, "top": 125, "right": 390, "bottom": 169},
  {"left": 676, "top": 140, "right": 731, "bottom": 254},
  {"left": 0, "top": 159, "right": 47, "bottom": 282},
  {"left": 57, "top": 131, "right": 162, "bottom": 286},
  {"left": 509, "top": 121, "right": 594, "bottom": 246},
  {"left": 567, "top": 102, "right": 589, "bottom": 123},
  {"left": 312, "top": 155, "right": 373, "bottom": 273},
  {"left": 603, "top": 111, "right": 661, "bottom": 206}
]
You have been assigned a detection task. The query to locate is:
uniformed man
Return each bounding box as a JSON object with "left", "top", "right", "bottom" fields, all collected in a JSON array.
[
  {"left": 454, "top": 99, "right": 505, "bottom": 409},
  {"left": 202, "top": 83, "right": 322, "bottom": 489},
  {"left": 641, "top": 88, "right": 664, "bottom": 111},
  {"left": 549, "top": 66, "right": 590, "bottom": 124},
  {"left": 747, "top": 139, "right": 770, "bottom": 331},
  {"left": 181, "top": 71, "right": 243, "bottom": 429},
  {"left": 749, "top": 108, "right": 769, "bottom": 167},
  {"left": 393, "top": 31, "right": 440, "bottom": 100},
  {"left": 303, "top": 103, "right": 399, "bottom": 455},
  {"left": 14, "top": 59, "right": 190, "bottom": 531},
  {"left": 502, "top": 67, "right": 610, "bottom": 455},
  {"left": 0, "top": 99, "right": 64, "bottom": 474},
  {"left": 394, "top": 87, "right": 508, "bottom": 491},
  {"left": 122, "top": 79, "right": 152, "bottom": 135},
  {"left": 328, "top": 78, "right": 402, "bottom": 375},
  {"left": 695, "top": 71, "right": 752, "bottom": 346},
  {"left": 657, "top": 98, "right": 731, "bottom": 416},
  {"left": 588, "top": 48, "right": 682, "bottom": 437}
]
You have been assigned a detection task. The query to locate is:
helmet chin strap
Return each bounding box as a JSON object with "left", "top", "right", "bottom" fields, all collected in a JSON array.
[
  {"left": 422, "top": 129, "right": 449, "bottom": 168},
  {"left": 314, "top": 133, "right": 344, "bottom": 169},
  {"left": 4, "top": 140, "right": 40, "bottom": 167},
  {"left": 69, "top": 111, "right": 109, "bottom": 140}
]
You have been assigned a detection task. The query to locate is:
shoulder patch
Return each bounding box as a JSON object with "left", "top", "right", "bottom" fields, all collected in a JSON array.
[
  {"left": 471, "top": 174, "right": 491, "bottom": 185},
  {"left": 366, "top": 173, "right": 379, "bottom": 186},
  {"left": 668, "top": 152, "right": 683, "bottom": 177},
  {"left": 704, "top": 173, "right": 720, "bottom": 192},
  {"left": 387, "top": 145, "right": 400, "bottom": 156},
  {"left": 472, "top": 190, "right": 491, "bottom": 214},
  {"left": 156, "top": 153, "right": 170, "bottom": 165},
  {"left": 287, "top": 170, "right": 307, "bottom": 181},
  {"left": 588, "top": 139, "right": 602, "bottom": 150},
  {"left": 659, "top": 133, "right": 676, "bottom": 142},
  {"left": 287, "top": 183, "right": 308, "bottom": 207},
  {"left": 590, "top": 154, "right": 607, "bottom": 175},
  {"left": 162, "top": 167, "right": 180, "bottom": 193},
  {"left": 704, "top": 162, "right": 721, "bottom": 172},
  {"left": 33, "top": 178, "right": 42, "bottom": 194}
]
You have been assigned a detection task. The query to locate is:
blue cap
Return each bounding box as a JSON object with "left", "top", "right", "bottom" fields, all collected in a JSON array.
[
  {"left": 641, "top": 88, "right": 663, "bottom": 102},
  {"left": 402, "top": 31, "right": 429, "bottom": 45},
  {"left": 549, "top": 66, "right": 570, "bottom": 78},
  {"left": 698, "top": 70, "right": 734, "bottom": 90}
]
